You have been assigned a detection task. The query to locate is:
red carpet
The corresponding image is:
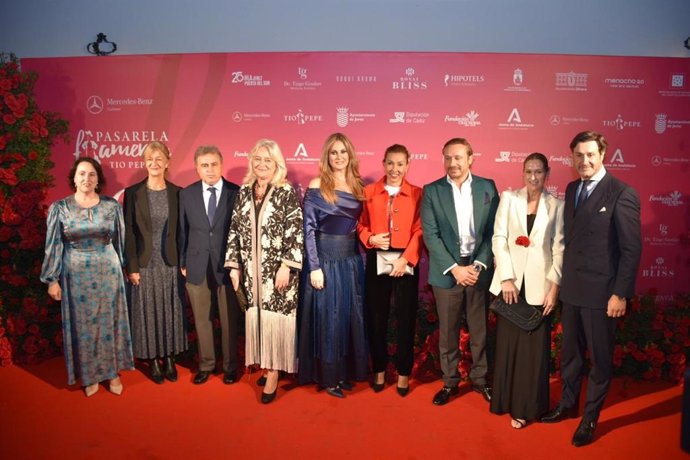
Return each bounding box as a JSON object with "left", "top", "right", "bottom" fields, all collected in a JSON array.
[{"left": 0, "top": 357, "right": 685, "bottom": 459}]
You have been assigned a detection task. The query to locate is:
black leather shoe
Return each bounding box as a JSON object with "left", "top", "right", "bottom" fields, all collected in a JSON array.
[
  {"left": 193, "top": 370, "right": 211, "bottom": 385},
  {"left": 396, "top": 385, "right": 409, "bottom": 397},
  {"left": 261, "top": 389, "right": 277, "bottom": 404},
  {"left": 371, "top": 381, "right": 384, "bottom": 393},
  {"left": 432, "top": 386, "right": 459, "bottom": 405},
  {"left": 572, "top": 420, "right": 596, "bottom": 447},
  {"left": 540, "top": 405, "right": 579, "bottom": 423},
  {"left": 222, "top": 371, "right": 237, "bottom": 385},
  {"left": 164, "top": 356, "right": 177, "bottom": 382},
  {"left": 338, "top": 381, "right": 353, "bottom": 391},
  {"left": 257, "top": 375, "right": 267, "bottom": 386},
  {"left": 325, "top": 387, "right": 345, "bottom": 398},
  {"left": 150, "top": 359, "right": 164, "bottom": 384},
  {"left": 472, "top": 384, "right": 492, "bottom": 402}
]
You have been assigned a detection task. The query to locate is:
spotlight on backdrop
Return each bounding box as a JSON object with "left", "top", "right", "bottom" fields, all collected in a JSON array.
[{"left": 87, "top": 33, "right": 117, "bottom": 56}]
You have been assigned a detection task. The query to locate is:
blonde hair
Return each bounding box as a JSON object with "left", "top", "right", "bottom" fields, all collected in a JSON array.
[
  {"left": 319, "top": 133, "right": 364, "bottom": 204},
  {"left": 143, "top": 141, "right": 171, "bottom": 176},
  {"left": 242, "top": 139, "right": 288, "bottom": 187}
]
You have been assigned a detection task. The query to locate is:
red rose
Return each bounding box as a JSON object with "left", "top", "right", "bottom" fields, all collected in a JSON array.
[
  {"left": 515, "top": 235, "right": 530, "bottom": 247},
  {"left": 2, "top": 114, "right": 15, "bottom": 125}
]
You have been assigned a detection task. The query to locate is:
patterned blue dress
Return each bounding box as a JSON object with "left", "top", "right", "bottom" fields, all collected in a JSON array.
[
  {"left": 40, "top": 195, "right": 134, "bottom": 386},
  {"left": 297, "top": 189, "right": 368, "bottom": 388}
]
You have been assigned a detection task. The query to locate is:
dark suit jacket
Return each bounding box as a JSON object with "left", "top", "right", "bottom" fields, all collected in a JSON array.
[
  {"left": 178, "top": 178, "right": 239, "bottom": 286},
  {"left": 421, "top": 174, "right": 499, "bottom": 289},
  {"left": 560, "top": 172, "right": 641, "bottom": 308},
  {"left": 123, "top": 178, "right": 181, "bottom": 274}
]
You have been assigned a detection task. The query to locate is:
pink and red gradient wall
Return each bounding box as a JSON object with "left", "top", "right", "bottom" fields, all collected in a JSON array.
[{"left": 24, "top": 52, "right": 690, "bottom": 297}]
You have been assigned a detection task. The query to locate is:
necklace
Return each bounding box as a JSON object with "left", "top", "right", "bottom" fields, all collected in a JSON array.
[
  {"left": 147, "top": 181, "right": 166, "bottom": 190},
  {"left": 253, "top": 181, "right": 268, "bottom": 201}
]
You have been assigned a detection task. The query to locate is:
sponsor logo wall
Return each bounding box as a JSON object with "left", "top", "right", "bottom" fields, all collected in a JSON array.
[{"left": 24, "top": 52, "right": 690, "bottom": 295}]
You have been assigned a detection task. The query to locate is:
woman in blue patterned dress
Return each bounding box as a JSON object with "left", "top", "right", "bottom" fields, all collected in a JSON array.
[
  {"left": 41, "top": 158, "right": 134, "bottom": 397},
  {"left": 297, "top": 132, "right": 368, "bottom": 398}
]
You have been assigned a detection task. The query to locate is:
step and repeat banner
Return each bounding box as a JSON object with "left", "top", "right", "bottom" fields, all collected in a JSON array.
[{"left": 23, "top": 52, "right": 690, "bottom": 297}]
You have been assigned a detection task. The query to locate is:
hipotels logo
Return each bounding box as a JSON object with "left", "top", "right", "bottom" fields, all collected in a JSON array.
[
  {"left": 654, "top": 113, "right": 690, "bottom": 134},
  {"left": 231, "top": 111, "right": 270, "bottom": 123},
  {"left": 498, "top": 108, "right": 535, "bottom": 130},
  {"left": 504, "top": 69, "right": 531, "bottom": 92},
  {"left": 335, "top": 107, "right": 376, "bottom": 128},
  {"left": 444, "top": 110, "right": 481, "bottom": 127},
  {"left": 641, "top": 257, "right": 675, "bottom": 279},
  {"left": 649, "top": 191, "right": 683, "bottom": 207},
  {"left": 443, "top": 73, "right": 485, "bottom": 87},
  {"left": 602, "top": 114, "right": 641, "bottom": 130},
  {"left": 288, "top": 143, "right": 319, "bottom": 164},
  {"left": 283, "top": 67, "right": 322, "bottom": 91},
  {"left": 231, "top": 71, "right": 271, "bottom": 87},
  {"left": 604, "top": 76, "right": 645, "bottom": 89},
  {"left": 86, "top": 94, "right": 153, "bottom": 114},
  {"left": 388, "top": 111, "right": 429, "bottom": 124},
  {"left": 606, "top": 148, "right": 636, "bottom": 170},
  {"left": 643, "top": 224, "right": 680, "bottom": 247},
  {"left": 73, "top": 129, "right": 169, "bottom": 168},
  {"left": 284, "top": 109, "right": 323, "bottom": 125},
  {"left": 549, "top": 114, "right": 590, "bottom": 126},
  {"left": 392, "top": 68, "right": 428, "bottom": 90},
  {"left": 555, "top": 71, "right": 588, "bottom": 91}
]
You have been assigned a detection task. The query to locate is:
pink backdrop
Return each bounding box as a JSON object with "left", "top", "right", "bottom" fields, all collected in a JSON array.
[{"left": 23, "top": 52, "right": 690, "bottom": 297}]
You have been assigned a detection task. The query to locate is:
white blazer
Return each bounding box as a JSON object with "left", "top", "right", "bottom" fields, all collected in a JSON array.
[{"left": 489, "top": 188, "right": 565, "bottom": 305}]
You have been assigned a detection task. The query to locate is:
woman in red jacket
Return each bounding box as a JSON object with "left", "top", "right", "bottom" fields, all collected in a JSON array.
[{"left": 358, "top": 144, "right": 423, "bottom": 396}]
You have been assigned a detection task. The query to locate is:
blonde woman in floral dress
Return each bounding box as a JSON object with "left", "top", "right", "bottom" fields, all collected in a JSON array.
[{"left": 225, "top": 139, "right": 303, "bottom": 404}]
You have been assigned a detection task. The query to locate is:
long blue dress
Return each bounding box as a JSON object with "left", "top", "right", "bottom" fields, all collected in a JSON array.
[
  {"left": 297, "top": 188, "right": 368, "bottom": 388},
  {"left": 40, "top": 195, "right": 134, "bottom": 386}
]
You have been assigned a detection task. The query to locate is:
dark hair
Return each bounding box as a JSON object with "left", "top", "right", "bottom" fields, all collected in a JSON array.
[
  {"left": 569, "top": 130, "right": 607, "bottom": 154},
  {"left": 194, "top": 145, "right": 223, "bottom": 163},
  {"left": 442, "top": 137, "right": 474, "bottom": 156},
  {"left": 68, "top": 157, "right": 105, "bottom": 193},
  {"left": 524, "top": 152, "right": 550, "bottom": 174},
  {"left": 383, "top": 144, "right": 410, "bottom": 161}
]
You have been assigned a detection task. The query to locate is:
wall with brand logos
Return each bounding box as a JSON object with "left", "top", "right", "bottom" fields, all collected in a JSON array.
[
  {"left": 23, "top": 52, "right": 690, "bottom": 297},
  {"left": 3, "top": 0, "right": 690, "bottom": 58}
]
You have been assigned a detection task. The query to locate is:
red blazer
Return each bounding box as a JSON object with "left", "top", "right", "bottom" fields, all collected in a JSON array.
[{"left": 357, "top": 176, "right": 424, "bottom": 266}]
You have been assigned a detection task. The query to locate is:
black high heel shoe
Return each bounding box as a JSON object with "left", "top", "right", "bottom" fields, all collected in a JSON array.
[
  {"left": 150, "top": 359, "right": 164, "bottom": 384},
  {"left": 261, "top": 389, "right": 277, "bottom": 404},
  {"left": 164, "top": 356, "right": 177, "bottom": 382}
]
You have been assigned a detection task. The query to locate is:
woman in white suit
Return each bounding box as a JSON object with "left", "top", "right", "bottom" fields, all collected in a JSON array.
[{"left": 489, "top": 152, "right": 564, "bottom": 429}]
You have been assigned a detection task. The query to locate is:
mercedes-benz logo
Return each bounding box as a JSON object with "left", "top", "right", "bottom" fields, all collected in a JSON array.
[
  {"left": 651, "top": 155, "right": 662, "bottom": 166},
  {"left": 549, "top": 115, "right": 561, "bottom": 126},
  {"left": 86, "top": 96, "right": 104, "bottom": 115},
  {"left": 232, "top": 111, "right": 243, "bottom": 123}
]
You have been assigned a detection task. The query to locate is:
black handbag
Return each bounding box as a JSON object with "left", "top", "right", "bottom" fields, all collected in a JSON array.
[{"left": 489, "top": 295, "right": 544, "bottom": 332}]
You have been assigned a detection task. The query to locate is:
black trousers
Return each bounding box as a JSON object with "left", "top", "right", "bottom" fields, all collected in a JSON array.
[
  {"left": 365, "top": 249, "right": 419, "bottom": 376},
  {"left": 559, "top": 302, "right": 616, "bottom": 423}
]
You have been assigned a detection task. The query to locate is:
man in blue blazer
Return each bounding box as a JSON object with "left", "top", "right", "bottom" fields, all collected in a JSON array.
[
  {"left": 541, "top": 131, "right": 641, "bottom": 447},
  {"left": 422, "top": 138, "right": 499, "bottom": 406},
  {"left": 179, "top": 145, "right": 240, "bottom": 385}
]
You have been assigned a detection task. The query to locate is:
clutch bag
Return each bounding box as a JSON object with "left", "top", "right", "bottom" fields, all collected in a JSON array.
[
  {"left": 376, "top": 250, "right": 413, "bottom": 276},
  {"left": 489, "top": 295, "right": 543, "bottom": 332}
]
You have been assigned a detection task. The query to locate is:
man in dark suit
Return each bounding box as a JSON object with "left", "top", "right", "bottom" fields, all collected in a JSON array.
[
  {"left": 541, "top": 131, "right": 641, "bottom": 446},
  {"left": 179, "top": 145, "right": 240, "bottom": 385},
  {"left": 421, "top": 137, "right": 499, "bottom": 406}
]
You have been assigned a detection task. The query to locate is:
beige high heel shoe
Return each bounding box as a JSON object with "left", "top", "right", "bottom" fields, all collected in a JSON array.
[
  {"left": 84, "top": 383, "right": 99, "bottom": 397},
  {"left": 108, "top": 377, "right": 123, "bottom": 395}
]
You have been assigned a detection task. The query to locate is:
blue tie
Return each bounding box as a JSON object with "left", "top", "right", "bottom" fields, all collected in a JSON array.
[
  {"left": 576, "top": 180, "right": 592, "bottom": 209},
  {"left": 207, "top": 187, "right": 217, "bottom": 225}
]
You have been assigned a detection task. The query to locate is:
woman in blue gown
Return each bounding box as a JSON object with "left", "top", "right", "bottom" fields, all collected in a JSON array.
[
  {"left": 41, "top": 158, "right": 134, "bottom": 397},
  {"left": 297, "top": 132, "right": 368, "bottom": 398}
]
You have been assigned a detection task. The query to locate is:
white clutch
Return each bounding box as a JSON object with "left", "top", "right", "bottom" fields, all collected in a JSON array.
[{"left": 376, "top": 250, "right": 413, "bottom": 276}]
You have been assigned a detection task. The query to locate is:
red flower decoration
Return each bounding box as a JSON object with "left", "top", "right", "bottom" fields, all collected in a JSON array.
[{"left": 515, "top": 235, "right": 530, "bottom": 247}]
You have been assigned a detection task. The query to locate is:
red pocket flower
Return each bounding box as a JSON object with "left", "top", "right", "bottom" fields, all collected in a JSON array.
[{"left": 515, "top": 235, "right": 530, "bottom": 247}]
